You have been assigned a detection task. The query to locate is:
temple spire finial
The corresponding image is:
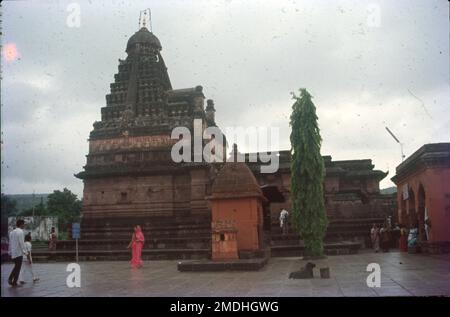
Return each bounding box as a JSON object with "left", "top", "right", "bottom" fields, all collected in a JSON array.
[{"left": 139, "top": 8, "right": 152, "bottom": 32}]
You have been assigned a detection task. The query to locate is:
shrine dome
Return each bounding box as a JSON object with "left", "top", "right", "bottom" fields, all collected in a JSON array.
[
  {"left": 126, "top": 27, "right": 162, "bottom": 52},
  {"left": 211, "top": 145, "right": 263, "bottom": 200}
]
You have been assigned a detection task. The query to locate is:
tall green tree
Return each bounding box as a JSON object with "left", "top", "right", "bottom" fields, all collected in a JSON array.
[{"left": 290, "top": 88, "right": 328, "bottom": 257}]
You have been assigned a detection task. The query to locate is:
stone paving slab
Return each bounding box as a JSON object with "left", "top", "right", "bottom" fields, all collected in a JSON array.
[{"left": 1, "top": 251, "right": 449, "bottom": 297}]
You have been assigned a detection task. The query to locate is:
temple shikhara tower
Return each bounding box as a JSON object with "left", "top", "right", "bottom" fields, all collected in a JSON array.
[
  {"left": 76, "top": 26, "right": 218, "bottom": 219},
  {"left": 72, "top": 22, "right": 396, "bottom": 260}
]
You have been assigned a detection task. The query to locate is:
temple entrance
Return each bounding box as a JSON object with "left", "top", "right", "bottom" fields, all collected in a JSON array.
[
  {"left": 260, "top": 185, "right": 286, "bottom": 231},
  {"left": 417, "top": 185, "right": 427, "bottom": 242}
]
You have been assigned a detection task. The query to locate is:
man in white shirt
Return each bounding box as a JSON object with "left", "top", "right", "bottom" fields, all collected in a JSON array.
[
  {"left": 8, "top": 219, "right": 27, "bottom": 287},
  {"left": 279, "top": 208, "right": 289, "bottom": 235}
]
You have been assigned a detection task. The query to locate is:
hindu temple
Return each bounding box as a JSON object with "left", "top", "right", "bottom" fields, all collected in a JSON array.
[{"left": 32, "top": 23, "right": 397, "bottom": 261}]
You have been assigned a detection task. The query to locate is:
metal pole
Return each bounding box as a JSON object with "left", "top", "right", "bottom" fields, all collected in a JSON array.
[
  {"left": 76, "top": 238, "right": 79, "bottom": 263},
  {"left": 385, "top": 126, "right": 405, "bottom": 162}
]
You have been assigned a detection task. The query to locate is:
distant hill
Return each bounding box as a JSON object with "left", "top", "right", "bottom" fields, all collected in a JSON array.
[
  {"left": 6, "top": 194, "right": 49, "bottom": 214},
  {"left": 380, "top": 186, "right": 397, "bottom": 195}
]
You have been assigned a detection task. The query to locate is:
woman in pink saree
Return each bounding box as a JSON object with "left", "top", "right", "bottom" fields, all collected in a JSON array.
[{"left": 127, "top": 226, "right": 145, "bottom": 268}]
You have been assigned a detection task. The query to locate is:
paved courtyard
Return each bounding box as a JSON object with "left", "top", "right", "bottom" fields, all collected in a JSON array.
[{"left": 1, "top": 251, "right": 449, "bottom": 297}]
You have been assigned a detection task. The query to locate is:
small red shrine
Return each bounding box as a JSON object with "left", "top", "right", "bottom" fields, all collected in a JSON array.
[{"left": 208, "top": 145, "right": 266, "bottom": 260}]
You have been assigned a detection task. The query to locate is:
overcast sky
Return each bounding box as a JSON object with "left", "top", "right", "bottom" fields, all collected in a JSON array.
[{"left": 1, "top": 0, "right": 449, "bottom": 198}]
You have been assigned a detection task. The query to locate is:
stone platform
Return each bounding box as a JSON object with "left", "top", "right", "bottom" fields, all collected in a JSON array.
[{"left": 177, "top": 257, "right": 269, "bottom": 272}]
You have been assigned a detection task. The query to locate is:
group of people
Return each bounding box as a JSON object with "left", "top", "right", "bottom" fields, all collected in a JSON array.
[
  {"left": 370, "top": 222, "right": 420, "bottom": 253},
  {"left": 8, "top": 220, "right": 145, "bottom": 289},
  {"left": 7, "top": 221, "right": 63, "bottom": 287},
  {"left": 276, "top": 209, "right": 424, "bottom": 254},
  {"left": 7, "top": 219, "right": 39, "bottom": 287}
]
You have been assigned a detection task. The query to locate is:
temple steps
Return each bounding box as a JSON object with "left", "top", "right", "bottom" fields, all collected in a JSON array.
[
  {"left": 81, "top": 223, "right": 211, "bottom": 232},
  {"left": 81, "top": 230, "right": 212, "bottom": 240},
  {"left": 32, "top": 248, "right": 210, "bottom": 262},
  {"left": 270, "top": 234, "right": 301, "bottom": 246},
  {"left": 54, "top": 237, "right": 211, "bottom": 251},
  {"left": 81, "top": 214, "right": 211, "bottom": 226},
  {"left": 31, "top": 242, "right": 360, "bottom": 262},
  {"left": 26, "top": 216, "right": 382, "bottom": 261},
  {"left": 270, "top": 217, "right": 386, "bottom": 250},
  {"left": 81, "top": 224, "right": 211, "bottom": 233},
  {"left": 271, "top": 242, "right": 360, "bottom": 257},
  {"left": 80, "top": 215, "right": 212, "bottom": 240},
  {"left": 28, "top": 214, "right": 215, "bottom": 261},
  {"left": 271, "top": 218, "right": 385, "bottom": 234}
]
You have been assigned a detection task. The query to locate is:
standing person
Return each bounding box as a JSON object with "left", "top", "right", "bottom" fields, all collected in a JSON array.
[
  {"left": 408, "top": 223, "right": 419, "bottom": 252},
  {"left": 391, "top": 223, "right": 401, "bottom": 249},
  {"left": 370, "top": 224, "right": 380, "bottom": 253},
  {"left": 399, "top": 224, "right": 408, "bottom": 252},
  {"left": 8, "top": 219, "right": 27, "bottom": 287},
  {"left": 19, "top": 233, "right": 39, "bottom": 284},
  {"left": 279, "top": 208, "right": 289, "bottom": 235},
  {"left": 48, "top": 227, "right": 57, "bottom": 251},
  {"left": 380, "top": 225, "right": 390, "bottom": 252},
  {"left": 127, "top": 225, "right": 145, "bottom": 268},
  {"left": 424, "top": 208, "right": 431, "bottom": 241}
]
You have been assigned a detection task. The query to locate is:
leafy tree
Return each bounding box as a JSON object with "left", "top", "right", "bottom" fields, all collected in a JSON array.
[
  {"left": 46, "top": 188, "right": 82, "bottom": 231},
  {"left": 290, "top": 88, "right": 328, "bottom": 257},
  {"left": 19, "top": 197, "right": 48, "bottom": 216},
  {"left": 1, "top": 194, "right": 18, "bottom": 237}
]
